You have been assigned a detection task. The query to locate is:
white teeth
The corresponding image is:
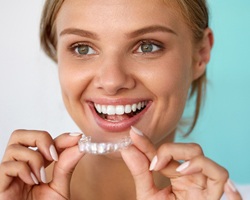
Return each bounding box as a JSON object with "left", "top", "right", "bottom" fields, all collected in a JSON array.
[
  {"left": 132, "top": 104, "right": 137, "bottom": 112},
  {"left": 116, "top": 105, "right": 125, "bottom": 115},
  {"left": 137, "top": 102, "right": 142, "bottom": 110},
  {"left": 94, "top": 101, "right": 147, "bottom": 115},
  {"left": 125, "top": 105, "right": 131, "bottom": 114},
  {"left": 107, "top": 105, "right": 116, "bottom": 115},
  {"left": 101, "top": 105, "right": 107, "bottom": 114},
  {"left": 142, "top": 101, "right": 145, "bottom": 107},
  {"left": 95, "top": 104, "right": 102, "bottom": 113}
]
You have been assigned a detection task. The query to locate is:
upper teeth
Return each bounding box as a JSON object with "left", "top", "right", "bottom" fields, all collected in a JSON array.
[{"left": 94, "top": 101, "right": 147, "bottom": 115}]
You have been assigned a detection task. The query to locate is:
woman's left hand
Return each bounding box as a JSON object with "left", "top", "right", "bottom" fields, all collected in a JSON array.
[{"left": 121, "top": 127, "right": 242, "bottom": 200}]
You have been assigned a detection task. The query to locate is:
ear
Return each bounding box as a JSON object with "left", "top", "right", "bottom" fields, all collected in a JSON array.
[{"left": 192, "top": 28, "right": 214, "bottom": 80}]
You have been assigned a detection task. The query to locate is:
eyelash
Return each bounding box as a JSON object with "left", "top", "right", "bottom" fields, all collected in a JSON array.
[
  {"left": 68, "top": 40, "right": 164, "bottom": 58},
  {"left": 69, "top": 42, "right": 97, "bottom": 58},
  {"left": 134, "top": 40, "right": 164, "bottom": 54}
]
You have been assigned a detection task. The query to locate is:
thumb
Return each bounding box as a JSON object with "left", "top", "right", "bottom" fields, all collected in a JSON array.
[
  {"left": 49, "top": 133, "right": 85, "bottom": 198},
  {"left": 121, "top": 145, "right": 156, "bottom": 199}
]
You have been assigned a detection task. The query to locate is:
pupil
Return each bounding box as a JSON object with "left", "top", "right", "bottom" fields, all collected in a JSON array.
[
  {"left": 141, "top": 43, "right": 153, "bottom": 52},
  {"left": 77, "top": 45, "right": 89, "bottom": 55}
]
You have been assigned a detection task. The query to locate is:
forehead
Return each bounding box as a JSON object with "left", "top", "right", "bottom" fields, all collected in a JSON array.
[{"left": 56, "top": 0, "right": 188, "bottom": 37}]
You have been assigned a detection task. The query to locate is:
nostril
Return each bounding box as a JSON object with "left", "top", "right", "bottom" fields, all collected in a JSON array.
[{"left": 93, "top": 65, "right": 135, "bottom": 95}]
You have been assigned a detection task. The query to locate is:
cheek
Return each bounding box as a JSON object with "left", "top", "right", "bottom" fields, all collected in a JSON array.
[
  {"left": 140, "top": 56, "right": 193, "bottom": 141},
  {"left": 145, "top": 58, "right": 192, "bottom": 99},
  {"left": 57, "top": 59, "right": 91, "bottom": 104},
  {"left": 57, "top": 44, "right": 89, "bottom": 101}
]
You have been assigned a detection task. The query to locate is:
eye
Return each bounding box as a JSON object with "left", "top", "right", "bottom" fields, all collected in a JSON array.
[
  {"left": 137, "top": 42, "right": 161, "bottom": 53},
  {"left": 72, "top": 43, "right": 97, "bottom": 56}
]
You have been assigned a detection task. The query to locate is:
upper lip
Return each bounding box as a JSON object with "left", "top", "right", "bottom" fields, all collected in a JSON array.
[{"left": 87, "top": 98, "right": 149, "bottom": 105}]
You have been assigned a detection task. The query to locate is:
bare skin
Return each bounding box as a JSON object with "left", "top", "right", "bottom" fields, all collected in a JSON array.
[
  {"left": 0, "top": 128, "right": 242, "bottom": 199},
  {"left": 0, "top": 0, "right": 243, "bottom": 199}
]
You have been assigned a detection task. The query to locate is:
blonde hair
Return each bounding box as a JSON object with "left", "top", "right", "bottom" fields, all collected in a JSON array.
[
  {"left": 40, "top": 0, "right": 64, "bottom": 62},
  {"left": 40, "top": 0, "right": 210, "bottom": 135},
  {"left": 176, "top": 0, "right": 209, "bottom": 135}
]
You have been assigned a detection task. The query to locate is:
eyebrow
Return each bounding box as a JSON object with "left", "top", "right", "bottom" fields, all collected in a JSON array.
[
  {"left": 127, "top": 25, "right": 177, "bottom": 38},
  {"left": 59, "top": 25, "right": 176, "bottom": 40},
  {"left": 60, "top": 28, "right": 99, "bottom": 40}
]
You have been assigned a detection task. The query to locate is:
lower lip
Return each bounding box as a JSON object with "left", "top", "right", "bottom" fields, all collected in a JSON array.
[{"left": 88, "top": 102, "right": 151, "bottom": 132}]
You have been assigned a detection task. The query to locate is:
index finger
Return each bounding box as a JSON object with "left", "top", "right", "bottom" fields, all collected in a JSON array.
[
  {"left": 130, "top": 127, "right": 180, "bottom": 178},
  {"left": 4, "top": 129, "right": 55, "bottom": 162},
  {"left": 129, "top": 126, "right": 156, "bottom": 160},
  {"left": 177, "top": 156, "right": 228, "bottom": 199}
]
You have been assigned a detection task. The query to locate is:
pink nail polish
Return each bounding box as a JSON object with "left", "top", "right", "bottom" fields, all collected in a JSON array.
[
  {"left": 30, "top": 172, "right": 39, "bottom": 185},
  {"left": 227, "top": 179, "right": 237, "bottom": 192},
  {"left": 40, "top": 166, "right": 47, "bottom": 184},
  {"left": 131, "top": 126, "right": 144, "bottom": 136},
  {"left": 69, "top": 132, "right": 83, "bottom": 137},
  {"left": 176, "top": 161, "right": 190, "bottom": 172},
  {"left": 149, "top": 156, "right": 158, "bottom": 171},
  {"left": 49, "top": 145, "right": 59, "bottom": 161}
]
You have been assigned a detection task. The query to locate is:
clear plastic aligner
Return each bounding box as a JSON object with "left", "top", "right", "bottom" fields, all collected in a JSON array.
[{"left": 78, "top": 135, "right": 132, "bottom": 154}]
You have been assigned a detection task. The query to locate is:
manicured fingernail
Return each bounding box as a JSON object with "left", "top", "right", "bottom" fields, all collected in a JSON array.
[
  {"left": 40, "top": 166, "right": 47, "bottom": 183},
  {"left": 30, "top": 172, "right": 39, "bottom": 185},
  {"left": 69, "top": 132, "right": 83, "bottom": 137},
  {"left": 176, "top": 161, "right": 190, "bottom": 172},
  {"left": 49, "top": 145, "right": 58, "bottom": 161},
  {"left": 149, "top": 155, "right": 158, "bottom": 171},
  {"left": 131, "top": 126, "right": 144, "bottom": 136},
  {"left": 227, "top": 179, "right": 237, "bottom": 192}
]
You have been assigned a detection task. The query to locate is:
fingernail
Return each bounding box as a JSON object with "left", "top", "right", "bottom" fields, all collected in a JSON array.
[
  {"left": 149, "top": 155, "right": 158, "bottom": 171},
  {"left": 40, "top": 166, "right": 47, "bottom": 183},
  {"left": 30, "top": 172, "right": 39, "bottom": 185},
  {"left": 176, "top": 161, "right": 190, "bottom": 172},
  {"left": 69, "top": 132, "right": 83, "bottom": 137},
  {"left": 49, "top": 145, "right": 59, "bottom": 161},
  {"left": 131, "top": 126, "right": 144, "bottom": 136},
  {"left": 227, "top": 179, "right": 237, "bottom": 192}
]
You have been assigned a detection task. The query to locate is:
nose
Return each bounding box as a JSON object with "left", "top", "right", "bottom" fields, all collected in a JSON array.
[{"left": 94, "top": 57, "right": 135, "bottom": 95}]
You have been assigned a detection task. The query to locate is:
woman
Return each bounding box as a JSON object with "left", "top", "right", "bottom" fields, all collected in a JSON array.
[{"left": 0, "top": 0, "right": 242, "bottom": 199}]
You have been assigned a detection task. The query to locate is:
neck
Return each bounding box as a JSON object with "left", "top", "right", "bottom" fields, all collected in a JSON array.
[
  {"left": 70, "top": 154, "right": 136, "bottom": 200},
  {"left": 71, "top": 155, "right": 171, "bottom": 200}
]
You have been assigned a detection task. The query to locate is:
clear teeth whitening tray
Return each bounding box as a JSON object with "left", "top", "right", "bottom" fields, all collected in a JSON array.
[{"left": 78, "top": 135, "right": 132, "bottom": 154}]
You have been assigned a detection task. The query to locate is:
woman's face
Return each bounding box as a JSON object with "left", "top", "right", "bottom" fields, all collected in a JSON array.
[{"left": 56, "top": 0, "right": 202, "bottom": 144}]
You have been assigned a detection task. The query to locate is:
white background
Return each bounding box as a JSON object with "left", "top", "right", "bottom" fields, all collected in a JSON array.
[{"left": 0, "top": 0, "right": 80, "bottom": 158}]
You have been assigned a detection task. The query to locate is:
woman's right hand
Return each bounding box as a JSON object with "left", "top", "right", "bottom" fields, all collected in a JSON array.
[{"left": 0, "top": 130, "right": 84, "bottom": 200}]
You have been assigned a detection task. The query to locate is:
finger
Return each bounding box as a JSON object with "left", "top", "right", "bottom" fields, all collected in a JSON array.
[
  {"left": 224, "top": 179, "right": 242, "bottom": 200},
  {"left": 130, "top": 127, "right": 180, "bottom": 178},
  {"left": 49, "top": 133, "right": 85, "bottom": 198},
  {"left": 153, "top": 143, "right": 204, "bottom": 178},
  {"left": 130, "top": 126, "right": 156, "bottom": 160},
  {"left": 121, "top": 145, "right": 156, "bottom": 199},
  {"left": 4, "top": 130, "right": 56, "bottom": 162},
  {"left": 53, "top": 132, "right": 83, "bottom": 154},
  {"left": 176, "top": 156, "right": 228, "bottom": 199},
  {"left": 155, "top": 143, "right": 204, "bottom": 171},
  {"left": 2, "top": 144, "right": 45, "bottom": 183},
  {"left": 0, "top": 161, "right": 38, "bottom": 192}
]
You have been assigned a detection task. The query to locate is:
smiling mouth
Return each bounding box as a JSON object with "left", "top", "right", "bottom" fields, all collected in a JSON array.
[{"left": 94, "top": 101, "right": 148, "bottom": 122}]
